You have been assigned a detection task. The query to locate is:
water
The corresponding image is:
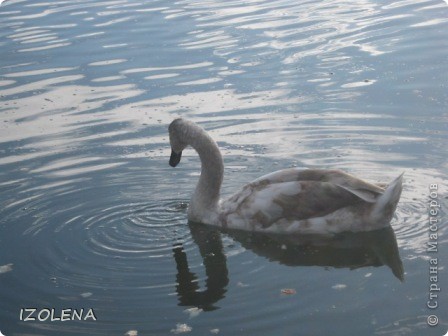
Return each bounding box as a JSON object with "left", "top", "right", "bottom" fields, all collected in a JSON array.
[{"left": 1, "top": 0, "right": 447, "bottom": 335}]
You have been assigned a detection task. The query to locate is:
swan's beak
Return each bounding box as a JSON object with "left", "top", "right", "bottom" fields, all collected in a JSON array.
[{"left": 169, "top": 150, "right": 182, "bottom": 167}]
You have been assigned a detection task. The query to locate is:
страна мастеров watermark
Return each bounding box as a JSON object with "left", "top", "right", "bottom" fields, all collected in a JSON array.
[{"left": 426, "top": 183, "right": 441, "bottom": 327}]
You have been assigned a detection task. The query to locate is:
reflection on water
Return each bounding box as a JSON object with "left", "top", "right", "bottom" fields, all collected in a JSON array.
[
  {"left": 1, "top": 0, "right": 448, "bottom": 335},
  {"left": 225, "top": 226, "right": 404, "bottom": 281},
  {"left": 173, "top": 223, "right": 403, "bottom": 311},
  {"left": 173, "top": 225, "right": 229, "bottom": 311}
]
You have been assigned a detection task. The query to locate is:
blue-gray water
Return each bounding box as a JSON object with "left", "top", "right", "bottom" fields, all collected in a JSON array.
[{"left": 1, "top": 0, "right": 447, "bottom": 335}]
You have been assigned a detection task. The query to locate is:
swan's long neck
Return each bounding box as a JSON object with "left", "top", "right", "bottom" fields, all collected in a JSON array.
[{"left": 188, "top": 124, "right": 224, "bottom": 221}]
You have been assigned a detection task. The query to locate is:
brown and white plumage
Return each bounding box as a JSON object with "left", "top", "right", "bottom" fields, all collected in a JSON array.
[{"left": 168, "top": 118, "right": 403, "bottom": 234}]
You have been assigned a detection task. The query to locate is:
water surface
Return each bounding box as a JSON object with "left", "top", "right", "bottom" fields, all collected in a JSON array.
[{"left": 1, "top": 0, "right": 447, "bottom": 335}]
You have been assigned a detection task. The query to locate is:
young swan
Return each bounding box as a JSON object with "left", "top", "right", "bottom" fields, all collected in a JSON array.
[{"left": 168, "top": 118, "right": 403, "bottom": 234}]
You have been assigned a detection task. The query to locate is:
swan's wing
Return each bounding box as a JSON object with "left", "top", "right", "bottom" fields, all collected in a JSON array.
[
  {"left": 252, "top": 168, "right": 384, "bottom": 203},
  {"left": 224, "top": 180, "right": 365, "bottom": 229}
]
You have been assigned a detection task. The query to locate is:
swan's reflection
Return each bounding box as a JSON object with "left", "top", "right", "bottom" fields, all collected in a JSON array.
[
  {"left": 173, "top": 223, "right": 228, "bottom": 311},
  {"left": 173, "top": 223, "right": 403, "bottom": 310}
]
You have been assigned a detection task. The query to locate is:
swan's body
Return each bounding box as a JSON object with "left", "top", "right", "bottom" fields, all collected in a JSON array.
[{"left": 168, "top": 118, "right": 403, "bottom": 234}]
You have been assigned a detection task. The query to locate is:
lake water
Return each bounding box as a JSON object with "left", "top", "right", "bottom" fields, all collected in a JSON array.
[{"left": 1, "top": 0, "right": 447, "bottom": 335}]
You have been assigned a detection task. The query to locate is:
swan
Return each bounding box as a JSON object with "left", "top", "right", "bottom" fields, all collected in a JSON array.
[{"left": 168, "top": 118, "right": 403, "bottom": 234}]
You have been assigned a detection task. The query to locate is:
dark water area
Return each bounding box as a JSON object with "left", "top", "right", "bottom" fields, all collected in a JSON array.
[{"left": 0, "top": 0, "right": 447, "bottom": 335}]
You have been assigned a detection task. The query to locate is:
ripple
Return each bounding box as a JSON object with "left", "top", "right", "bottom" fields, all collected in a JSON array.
[
  {"left": 176, "top": 77, "right": 223, "bottom": 86},
  {"left": 57, "top": 200, "right": 189, "bottom": 260},
  {"left": 3, "top": 67, "right": 76, "bottom": 77},
  {"left": 392, "top": 169, "right": 448, "bottom": 256},
  {"left": 87, "top": 59, "right": 127, "bottom": 66},
  {"left": 0, "top": 156, "right": 194, "bottom": 299},
  {"left": 9, "top": 193, "right": 192, "bottom": 294}
]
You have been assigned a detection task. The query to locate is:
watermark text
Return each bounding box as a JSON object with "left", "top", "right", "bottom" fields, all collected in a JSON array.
[
  {"left": 20, "top": 308, "right": 97, "bottom": 322},
  {"left": 426, "top": 183, "right": 440, "bottom": 327}
]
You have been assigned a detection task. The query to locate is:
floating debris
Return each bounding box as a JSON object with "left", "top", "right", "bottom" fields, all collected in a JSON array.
[
  {"left": 210, "top": 328, "right": 220, "bottom": 334},
  {"left": 332, "top": 284, "right": 347, "bottom": 290},
  {"left": 184, "top": 307, "right": 203, "bottom": 319},
  {"left": 125, "top": 330, "right": 138, "bottom": 336},
  {"left": 171, "top": 323, "right": 192, "bottom": 334},
  {"left": 236, "top": 281, "right": 249, "bottom": 288},
  {"left": 281, "top": 288, "right": 296, "bottom": 295},
  {"left": 80, "top": 292, "right": 93, "bottom": 298},
  {"left": 365, "top": 273, "right": 372, "bottom": 278},
  {"left": 0, "top": 264, "right": 13, "bottom": 274}
]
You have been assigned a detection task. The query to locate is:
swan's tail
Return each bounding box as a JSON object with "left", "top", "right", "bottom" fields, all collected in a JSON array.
[{"left": 371, "top": 173, "right": 404, "bottom": 223}]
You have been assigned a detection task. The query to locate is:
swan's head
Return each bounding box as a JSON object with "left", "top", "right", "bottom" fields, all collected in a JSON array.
[{"left": 168, "top": 118, "right": 189, "bottom": 167}]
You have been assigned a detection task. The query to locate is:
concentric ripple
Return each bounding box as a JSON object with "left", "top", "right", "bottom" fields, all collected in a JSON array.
[
  {"left": 67, "top": 201, "right": 188, "bottom": 258},
  {"left": 391, "top": 169, "right": 448, "bottom": 257},
  {"left": 0, "top": 168, "right": 194, "bottom": 298}
]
